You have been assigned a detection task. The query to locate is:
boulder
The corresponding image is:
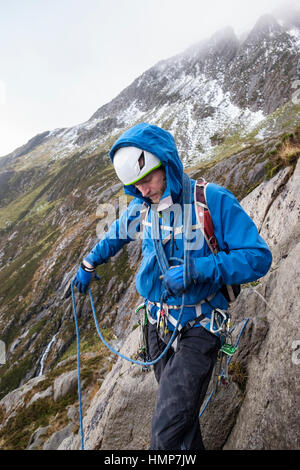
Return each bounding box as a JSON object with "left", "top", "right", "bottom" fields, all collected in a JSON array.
[
  {"left": 27, "top": 426, "right": 50, "bottom": 450},
  {"left": 27, "top": 385, "right": 53, "bottom": 407},
  {"left": 53, "top": 370, "right": 78, "bottom": 402},
  {"left": 43, "top": 423, "right": 74, "bottom": 450}
]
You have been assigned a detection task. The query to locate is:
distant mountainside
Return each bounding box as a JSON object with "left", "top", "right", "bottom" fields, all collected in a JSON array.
[
  {"left": 2, "top": 10, "right": 300, "bottom": 170},
  {"left": 0, "top": 10, "right": 299, "bottom": 450}
]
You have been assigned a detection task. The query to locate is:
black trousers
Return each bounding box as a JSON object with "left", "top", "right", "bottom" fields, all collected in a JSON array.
[{"left": 147, "top": 322, "right": 220, "bottom": 450}]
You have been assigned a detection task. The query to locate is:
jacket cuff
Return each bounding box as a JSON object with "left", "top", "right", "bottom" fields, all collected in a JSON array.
[{"left": 84, "top": 254, "right": 98, "bottom": 268}]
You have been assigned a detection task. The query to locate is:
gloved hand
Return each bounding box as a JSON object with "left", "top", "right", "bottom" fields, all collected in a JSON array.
[
  {"left": 162, "top": 259, "right": 202, "bottom": 297},
  {"left": 73, "top": 262, "right": 100, "bottom": 294}
]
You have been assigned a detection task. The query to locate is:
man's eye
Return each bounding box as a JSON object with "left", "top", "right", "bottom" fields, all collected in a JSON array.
[{"left": 140, "top": 178, "right": 150, "bottom": 185}]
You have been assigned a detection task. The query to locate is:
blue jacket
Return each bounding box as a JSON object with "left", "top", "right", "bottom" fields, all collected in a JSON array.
[{"left": 85, "top": 123, "right": 272, "bottom": 330}]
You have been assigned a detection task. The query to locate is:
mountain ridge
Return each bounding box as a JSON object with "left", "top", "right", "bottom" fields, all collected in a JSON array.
[{"left": 1, "top": 9, "right": 300, "bottom": 165}]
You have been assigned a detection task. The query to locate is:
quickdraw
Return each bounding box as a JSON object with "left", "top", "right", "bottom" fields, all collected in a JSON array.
[
  {"left": 199, "top": 313, "right": 249, "bottom": 417},
  {"left": 135, "top": 303, "right": 151, "bottom": 372}
]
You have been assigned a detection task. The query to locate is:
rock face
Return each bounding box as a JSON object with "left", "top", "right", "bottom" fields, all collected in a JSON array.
[
  {"left": 224, "top": 244, "right": 300, "bottom": 449},
  {"left": 222, "top": 158, "right": 300, "bottom": 449},
  {"left": 59, "top": 328, "right": 158, "bottom": 450},
  {"left": 56, "top": 158, "right": 300, "bottom": 451},
  {"left": 203, "top": 157, "right": 300, "bottom": 449}
]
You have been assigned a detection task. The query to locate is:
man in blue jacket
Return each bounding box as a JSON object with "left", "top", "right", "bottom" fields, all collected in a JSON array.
[{"left": 74, "top": 122, "right": 272, "bottom": 450}]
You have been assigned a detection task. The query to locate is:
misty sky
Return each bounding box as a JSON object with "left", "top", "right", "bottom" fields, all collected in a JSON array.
[{"left": 0, "top": 0, "right": 298, "bottom": 157}]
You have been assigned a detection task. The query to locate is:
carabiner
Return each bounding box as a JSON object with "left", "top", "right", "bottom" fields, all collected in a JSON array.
[{"left": 210, "top": 308, "right": 228, "bottom": 334}]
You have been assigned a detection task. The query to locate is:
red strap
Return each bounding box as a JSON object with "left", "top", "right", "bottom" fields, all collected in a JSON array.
[{"left": 195, "top": 179, "right": 219, "bottom": 254}]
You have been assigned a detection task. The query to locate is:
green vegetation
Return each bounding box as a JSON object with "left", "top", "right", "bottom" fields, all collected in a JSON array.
[
  {"left": 0, "top": 228, "right": 59, "bottom": 303},
  {"left": 210, "top": 130, "right": 250, "bottom": 162},
  {"left": 242, "top": 280, "right": 260, "bottom": 288},
  {"left": 0, "top": 357, "right": 34, "bottom": 401},
  {"left": 265, "top": 128, "right": 300, "bottom": 179},
  {"left": 98, "top": 245, "right": 132, "bottom": 286},
  {"left": 59, "top": 327, "right": 114, "bottom": 363},
  {"left": 0, "top": 179, "right": 52, "bottom": 229},
  {"left": 228, "top": 361, "right": 248, "bottom": 392},
  {"left": 0, "top": 393, "right": 77, "bottom": 450}
]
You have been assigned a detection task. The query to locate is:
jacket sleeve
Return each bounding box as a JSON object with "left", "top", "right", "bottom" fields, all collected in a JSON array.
[
  {"left": 84, "top": 198, "right": 144, "bottom": 266},
  {"left": 192, "top": 183, "right": 272, "bottom": 286}
]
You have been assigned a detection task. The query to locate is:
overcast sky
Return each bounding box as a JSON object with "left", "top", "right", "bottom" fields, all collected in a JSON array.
[{"left": 0, "top": 0, "right": 298, "bottom": 157}]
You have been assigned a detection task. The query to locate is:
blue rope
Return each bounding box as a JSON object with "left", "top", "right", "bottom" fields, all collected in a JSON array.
[
  {"left": 71, "top": 281, "right": 85, "bottom": 451},
  {"left": 227, "top": 317, "right": 249, "bottom": 366},
  {"left": 199, "top": 390, "right": 214, "bottom": 417},
  {"left": 89, "top": 287, "right": 185, "bottom": 367},
  {"left": 182, "top": 173, "right": 193, "bottom": 289}
]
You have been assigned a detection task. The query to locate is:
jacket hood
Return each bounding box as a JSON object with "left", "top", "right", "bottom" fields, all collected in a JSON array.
[{"left": 109, "top": 123, "right": 183, "bottom": 204}]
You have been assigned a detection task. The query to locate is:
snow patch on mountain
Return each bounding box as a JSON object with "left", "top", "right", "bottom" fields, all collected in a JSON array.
[
  {"left": 118, "top": 101, "right": 145, "bottom": 127},
  {"left": 151, "top": 75, "right": 266, "bottom": 162},
  {"left": 288, "top": 27, "right": 300, "bottom": 50}
]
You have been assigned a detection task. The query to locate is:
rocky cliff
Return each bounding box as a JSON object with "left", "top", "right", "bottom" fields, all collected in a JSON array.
[{"left": 0, "top": 10, "right": 299, "bottom": 450}]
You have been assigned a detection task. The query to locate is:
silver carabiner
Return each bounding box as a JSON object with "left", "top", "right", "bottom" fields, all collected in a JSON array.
[{"left": 210, "top": 308, "right": 228, "bottom": 334}]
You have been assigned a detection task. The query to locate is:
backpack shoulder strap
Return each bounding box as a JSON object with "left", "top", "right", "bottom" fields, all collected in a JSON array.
[
  {"left": 195, "top": 178, "right": 241, "bottom": 303},
  {"left": 194, "top": 178, "right": 219, "bottom": 255}
]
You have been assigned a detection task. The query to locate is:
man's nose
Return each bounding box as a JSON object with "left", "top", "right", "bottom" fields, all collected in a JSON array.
[{"left": 139, "top": 183, "right": 150, "bottom": 196}]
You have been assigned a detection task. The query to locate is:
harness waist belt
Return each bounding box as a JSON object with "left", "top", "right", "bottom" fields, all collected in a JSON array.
[{"left": 147, "top": 295, "right": 215, "bottom": 330}]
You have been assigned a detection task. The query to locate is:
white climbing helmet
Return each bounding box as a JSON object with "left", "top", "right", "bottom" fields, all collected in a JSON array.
[{"left": 113, "top": 146, "right": 162, "bottom": 186}]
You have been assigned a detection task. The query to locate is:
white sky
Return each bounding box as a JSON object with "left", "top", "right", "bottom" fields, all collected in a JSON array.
[{"left": 0, "top": 0, "right": 298, "bottom": 157}]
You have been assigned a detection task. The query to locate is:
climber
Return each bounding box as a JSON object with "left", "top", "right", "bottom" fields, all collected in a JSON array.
[{"left": 73, "top": 122, "right": 272, "bottom": 450}]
